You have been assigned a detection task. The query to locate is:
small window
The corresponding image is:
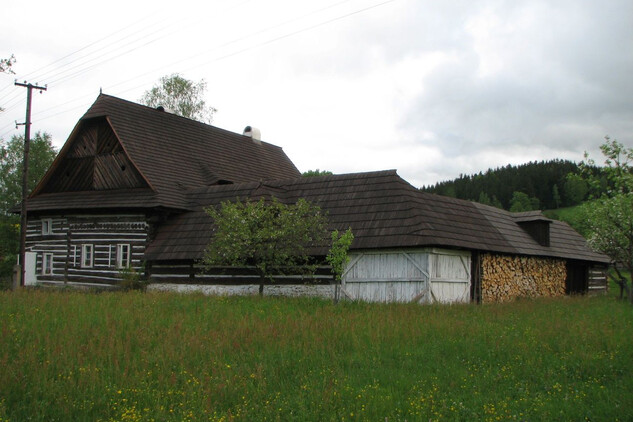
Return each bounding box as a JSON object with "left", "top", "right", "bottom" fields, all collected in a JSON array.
[
  {"left": 81, "top": 244, "right": 93, "bottom": 268},
  {"left": 42, "top": 219, "right": 53, "bottom": 235},
  {"left": 42, "top": 253, "right": 53, "bottom": 275},
  {"left": 116, "top": 244, "right": 131, "bottom": 269}
]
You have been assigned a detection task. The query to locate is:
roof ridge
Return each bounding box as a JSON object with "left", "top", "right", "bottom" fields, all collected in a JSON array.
[{"left": 90, "top": 93, "right": 286, "bottom": 150}]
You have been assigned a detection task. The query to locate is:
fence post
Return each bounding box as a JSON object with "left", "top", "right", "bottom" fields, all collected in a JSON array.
[{"left": 12, "top": 264, "right": 22, "bottom": 290}]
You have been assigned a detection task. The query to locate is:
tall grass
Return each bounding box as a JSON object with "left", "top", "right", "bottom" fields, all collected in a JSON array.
[{"left": 0, "top": 291, "right": 631, "bottom": 421}]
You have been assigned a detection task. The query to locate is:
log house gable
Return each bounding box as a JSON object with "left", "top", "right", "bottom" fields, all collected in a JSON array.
[
  {"left": 34, "top": 117, "right": 150, "bottom": 194},
  {"left": 27, "top": 94, "right": 301, "bottom": 212}
]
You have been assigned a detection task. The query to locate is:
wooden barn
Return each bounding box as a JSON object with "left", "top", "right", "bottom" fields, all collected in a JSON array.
[{"left": 22, "top": 94, "right": 610, "bottom": 303}]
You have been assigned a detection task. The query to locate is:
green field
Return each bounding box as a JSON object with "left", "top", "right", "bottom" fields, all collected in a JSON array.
[{"left": 1, "top": 290, "right": 632, "bottom": 421}]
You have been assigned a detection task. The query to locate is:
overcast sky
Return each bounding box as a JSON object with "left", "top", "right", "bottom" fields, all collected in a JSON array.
[{"left": 1, "top": 0, "right": 632, "bottom": 188}]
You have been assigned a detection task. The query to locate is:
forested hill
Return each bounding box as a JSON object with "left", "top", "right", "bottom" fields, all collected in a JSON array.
[{"left": 420, "top": 159, "right": 594, "bottom": 211}]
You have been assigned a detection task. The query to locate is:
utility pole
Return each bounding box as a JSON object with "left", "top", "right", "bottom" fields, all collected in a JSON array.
[{"left": 15, "top": 81, "right": 47, "bottom": 288}]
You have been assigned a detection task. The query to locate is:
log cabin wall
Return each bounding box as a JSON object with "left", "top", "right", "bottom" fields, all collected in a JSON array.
[
  {"left": 148, "top": 262, "right": 335, "bottom": 285},
  {"left": 26, "top": 214, "right": 148, "bottom": 284},
  {"left": 480, "top": 253, "right": 566, "bottom": 303}
]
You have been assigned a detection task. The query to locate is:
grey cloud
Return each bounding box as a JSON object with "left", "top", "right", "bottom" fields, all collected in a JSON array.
[{"left": 395, "top": 0, "right": 633, "bottom": 162}]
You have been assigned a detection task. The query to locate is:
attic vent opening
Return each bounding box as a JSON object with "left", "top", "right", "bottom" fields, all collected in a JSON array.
[
  {"left": 517, "top": 219, "right": 551, "bottom": 247},
  {"left": 243, "top": 126, "right": 262, "bottom": 144}
]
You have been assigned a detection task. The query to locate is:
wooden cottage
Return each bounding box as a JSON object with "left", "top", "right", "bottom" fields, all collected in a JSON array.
[
  {"left": 23, "top": 94, "right": 300, "bottom": 285},
  {"left": 23, "top": 94, "right": 610, "bottom": 303}
]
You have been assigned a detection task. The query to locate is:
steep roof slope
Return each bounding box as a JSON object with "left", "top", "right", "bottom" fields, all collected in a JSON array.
[
  {"left": 144, "top": 170, "right": 609, "bottom": 264},
  {"left": 29, "top": 94, "right": 300, "bottom": 211}
]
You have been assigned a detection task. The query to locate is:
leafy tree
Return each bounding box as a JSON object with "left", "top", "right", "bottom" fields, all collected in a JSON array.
[
  {"left": 491, "top": 195, "right": 504, "bottom": 209},
  {"left": 0, "top": 132, "right": 57, "bottom": 215},
  {"left": 326, "top": 228, "right": 354, "bottom": 303},
  {"left": 552, "top": 184, "right": 562, "bottom": 209},
  {"left": 203, "top": 198, "right": 329, "bottom": 295},
  {"left": 509, "top": 191, "right": 539, "bottom": 212},
  {"left": 140, "top": 74, "right": 217, "bottom": 123},
  {"left": 302, "top": 169, "right": 333, "bottom": 177},
  {"left": 1, "top": 55, "right": 16, "bottom": 113},
  {"left": 0, "top": 217, "right": 19, "bottom": 283},
  {"left": 477, "top": 191, "right": 492, "bottom": 206},
  {"left": 0, "top": 132, "right": 57, "bottom": 280},
  {"left": 563, "top": 173, "right": 588, "bottom": 206},
  {"left": 0, "top": 54, "right": 15, "bottom": 74},
  {"left": 578, "top": 137, "right": 633, "bottom": 302}
]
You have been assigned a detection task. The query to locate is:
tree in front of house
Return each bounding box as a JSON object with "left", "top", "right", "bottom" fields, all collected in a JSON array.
[
  {"left": 0, "top": 132, "right": 57, "bottom": 280},
  {"left": 203, "top": 198, "right": 329, "bottom": 295},
  {"left": 140, "top": 74, "right": 217, "bottom": 123},
  {"left": 326, "top": 228, "right": 354, "bottom": 302},
  {"left": 579, "top": 136, "right": 633, "bottom": 302}
]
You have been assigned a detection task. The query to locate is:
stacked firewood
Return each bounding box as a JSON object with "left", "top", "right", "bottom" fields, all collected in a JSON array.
[{"left": 481, "top": 253, "right": 566, "bottom": 303}]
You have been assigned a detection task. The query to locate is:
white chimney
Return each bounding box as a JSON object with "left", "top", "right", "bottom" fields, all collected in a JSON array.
[
  {"left": 243, "top": 126, "right": 261, "bottom": 144},
  {"left": 156, "top": 105, "right": 175, "bottom": 114}
]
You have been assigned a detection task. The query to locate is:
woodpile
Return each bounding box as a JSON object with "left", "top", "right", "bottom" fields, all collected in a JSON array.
[{"left": 481, "top": 253, "right": 566, "bottom": 303}]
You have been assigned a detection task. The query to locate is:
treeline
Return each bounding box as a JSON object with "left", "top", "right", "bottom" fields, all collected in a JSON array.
[{"left": 421, "top": 159, "right": 602, "bottom": 211}]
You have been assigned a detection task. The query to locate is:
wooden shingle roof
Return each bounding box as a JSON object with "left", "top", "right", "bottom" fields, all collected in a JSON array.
[
  {"left": 144, "top": 170, "right": 609, "bottom": 264},
  {"left": 28, "top": 94, "right": 300, "bottom": 211}
]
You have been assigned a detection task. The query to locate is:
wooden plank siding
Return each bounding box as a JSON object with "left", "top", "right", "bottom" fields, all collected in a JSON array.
[
  {"left": 39, "top": 118, "right": 148, "bottom": 194},
  {"left": 26, "top": 214, "right": 148, "bottom": 284},
  {"left": 588, "top": 265, "right": 608, "bottom": 294},
  {"left": 429, "top": 250, "right": 471, "bottom": 303}
]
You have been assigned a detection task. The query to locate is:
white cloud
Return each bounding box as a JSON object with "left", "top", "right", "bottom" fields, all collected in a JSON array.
[{"left": 1, "top": 0, "right": 632, "bottom": 189}]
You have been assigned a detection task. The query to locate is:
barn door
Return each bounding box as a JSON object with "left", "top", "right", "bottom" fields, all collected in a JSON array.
[
  {"left": 341, "top": 251, "right": 430, "bottom": 302},
  {"left": 24, "top": 252, "right": 37, "bottom": 286},
  {"left": 429, "top": 251, "right": 471, "bottom": 303}
]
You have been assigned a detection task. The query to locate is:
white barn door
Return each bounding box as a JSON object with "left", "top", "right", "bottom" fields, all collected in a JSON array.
[
  {"left": 429, "top": 250, "right": 471, "bottom": 303},
  {"left": 340, "top": 249, "right": 472, "bottom": 304},
  {"left": 24, "top": 252, "right": 37, "bottom": 286},
  {"left": 341, "top": 251, "right": 430, "bottom": 303}
]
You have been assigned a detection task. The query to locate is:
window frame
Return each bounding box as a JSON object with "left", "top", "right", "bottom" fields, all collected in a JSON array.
[
  {"left": 42, "top": 253, "right": 54, "bottom": 275},
  {"left": 41, "top": 219, "right": 53, "bottom": 235},
  {"left": 81, "top": 244, "right": 94, "bottom": 268},
  {"left": 116, "top": 244, "right": 131, "bottom": 269}
]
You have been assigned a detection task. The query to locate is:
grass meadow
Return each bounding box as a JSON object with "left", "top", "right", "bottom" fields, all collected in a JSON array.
[{"left": 0, "top": 290, "right": 631, "bottom": 421}]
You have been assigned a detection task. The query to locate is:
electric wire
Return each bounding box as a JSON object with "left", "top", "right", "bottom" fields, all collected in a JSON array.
[
  {"left": 1, "top": 0, "right": 397, "bottom": 140},
  {"left": 93, "top": 0, "right": 357, "bottom": 96},
  {"left": 0, "top": 1, "right": 246, "bottom": 103}
]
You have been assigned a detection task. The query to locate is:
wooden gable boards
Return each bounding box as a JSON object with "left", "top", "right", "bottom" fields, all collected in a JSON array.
[{"left": 34, "top": 117, "right": 149, "bottom": 194}]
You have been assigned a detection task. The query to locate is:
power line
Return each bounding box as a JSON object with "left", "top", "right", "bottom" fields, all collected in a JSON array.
[
  {"left": 99, "top": 0, "right": 357, "bottom": 95},
  {"left": 1, "top": 0, "right": 398, "bottom": 140},
  {"left": 20, "top": 13, "right": 163, "bottom": 83},
  {"left": 13, "top": 0, "right": 252, "bottom": 88}
]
